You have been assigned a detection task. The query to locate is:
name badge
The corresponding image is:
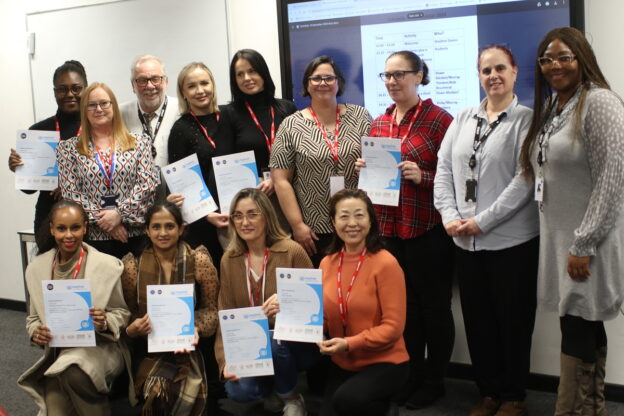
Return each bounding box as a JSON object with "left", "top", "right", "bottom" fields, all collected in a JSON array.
[
  {"left": 262, "top": 169, "right": 271, "bottom": 181},
  {"left": 465, "top": 179, "right": 477, "bottom": 202},
  {"left": 534, "top": 177, "right": 544, "bottom": 202},
  {"left": 100, "top": 194, "right": 119, "bottom": 209},
  {"left": 330, "top": 175, "right": 345, "bottom": 197}
]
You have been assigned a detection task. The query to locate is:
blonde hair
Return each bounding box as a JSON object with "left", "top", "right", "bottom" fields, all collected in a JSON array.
[
  {"left": 226, "top": 188, "right": 289, "bottom": 254},
  {"left": 176, "top": 62, "right": 219, "bottom": 114},
  {"left": 77, "top": 82, "right": 135, "bottom": 157}
]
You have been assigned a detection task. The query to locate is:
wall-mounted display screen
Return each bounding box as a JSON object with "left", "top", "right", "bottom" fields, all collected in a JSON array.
[{"left": 278, "top": 0, "right": 583, "bottom": 115}]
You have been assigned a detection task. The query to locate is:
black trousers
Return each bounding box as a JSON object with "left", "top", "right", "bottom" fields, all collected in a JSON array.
[
  {"left": 88, "top": 235, "right": 145, "bottom": 259},
  {"left": 320, "top": 361, "right": 409, "bottom": 416},
  {"left": 456, "top": 237, "right": 539, "bottom": 401},
  {"left": 384, "top": 224, "right": 455, "bottom": 387},
  {"left": 560, "top": 314, "right": 607, "bottom": 363}
]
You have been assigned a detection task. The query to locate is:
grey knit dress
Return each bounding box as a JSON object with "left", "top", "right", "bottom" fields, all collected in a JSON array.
[{"left": 531, "top": 85, "right": 624, "bottom": 321}]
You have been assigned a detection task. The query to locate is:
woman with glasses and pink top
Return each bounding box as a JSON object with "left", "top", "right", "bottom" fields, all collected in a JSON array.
[
  {"left": 270, "top": 55, "right": 372, "bottom": 267},
  {"left": 57, "top": 82, "right": 159, "bottom": 259}
]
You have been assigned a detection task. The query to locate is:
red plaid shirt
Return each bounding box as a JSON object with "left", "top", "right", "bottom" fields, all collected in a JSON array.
[{"left": 371, "top": 99, "right": 453, "bottom": 239}]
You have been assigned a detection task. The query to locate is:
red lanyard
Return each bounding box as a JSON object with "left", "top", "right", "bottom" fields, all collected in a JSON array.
[
  {"left": 246, "top": 248, "right": 269, "bottom": 307},
  {"left": 190, "top": 112, "right": 220, "bottom": 149},
  {"left": 389, "top": 100, "right": 422, "bottom": 145},
  {"left": 336, "top": 247, "right": 367, "bottom": 327},
  {"left": 55, "top": 117, "right": 82, "bottom": 138},
  {"left": 245, "top": 103, "right": 275, "bottom": 153},
  {"left": 309, "top": 106, "right": 341, "bottom": 163},
  {"left": 51, "top": 246, "right": 85, "bottom": 280}
]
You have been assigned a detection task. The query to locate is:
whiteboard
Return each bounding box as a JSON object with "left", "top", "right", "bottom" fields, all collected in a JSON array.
[{"left": 27, "top": 0, "right": 231, "bottom": 121}]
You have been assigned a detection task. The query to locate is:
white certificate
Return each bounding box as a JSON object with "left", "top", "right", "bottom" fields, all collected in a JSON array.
[
  {"left": 147, "top": 284, "right": 196, "bottom": 353},
  {"left": 15, "top": 130, "right": 60, "bottom": 191},
  {"left": 162, "top": 153, "right": 217, "bottom": 223},
  {"left": 274, "top": 268, "right": 323, "bottom": 343},
  {"left": 219, "top": 306, "right": 274, "bottom": 378},
  {"left": 358, "top": 136, "right": 402, "bottom": 206},
  {"left": 212, "top": 151, "right": 260, "bottom": 215},
  {"left": 42, "top": 279, "right": 96, "bottom": 348}
]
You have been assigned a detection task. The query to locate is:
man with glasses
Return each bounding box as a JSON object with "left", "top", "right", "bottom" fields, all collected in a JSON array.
[{"left": 120, "top": 55, "right": 179, "bottom": 169}]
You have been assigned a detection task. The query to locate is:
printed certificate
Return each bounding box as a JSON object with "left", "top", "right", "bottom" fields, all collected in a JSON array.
[
  {"left": 274, "top": 268, "right": 323, "bottom": 343},
  {"left": 358, "top": 137, "right": 402, "bottom": 206},
  {"left": 163, "top": 153, "right": 217, "bottom": 223},
  {"left": 42, "top": 279, "right": 96, "bottom": 347},
  {"left": 15, "top": 130, "right": 60, "bottom": 191},
  {"left": 219, "top": 306, "right": 274, "bottom": 378},
  {"left": 212, "top": 151, "right": 259, "bottom": 214},
  {"left": 147, "top": 284, "right": 196, "bottom": 353}
]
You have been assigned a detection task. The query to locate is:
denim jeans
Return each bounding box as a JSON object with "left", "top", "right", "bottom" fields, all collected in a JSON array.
[{"left": 225, "top": 334, "right": 320, "bottom": 401}]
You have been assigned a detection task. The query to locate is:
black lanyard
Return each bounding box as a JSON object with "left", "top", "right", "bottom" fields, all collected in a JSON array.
[
  {"left": 468, "top": 112, "right": 507, "bottom": 170},
  {"left": 138, "top": 97, "right": 168, "bottom": 146}
]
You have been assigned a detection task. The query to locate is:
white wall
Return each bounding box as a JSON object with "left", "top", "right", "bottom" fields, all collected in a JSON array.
[{"left": 1, "top": 0, "right": 623, "bottom": 384}]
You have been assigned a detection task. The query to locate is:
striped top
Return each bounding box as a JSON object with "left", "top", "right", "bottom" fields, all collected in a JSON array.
[{"left": 269, "top": 104, "right": 372, "bottom": 234}]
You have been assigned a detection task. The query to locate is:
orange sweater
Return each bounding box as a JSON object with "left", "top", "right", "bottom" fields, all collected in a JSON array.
[{"left": 320, "top": 248, "right": 409, "bottom": 372}]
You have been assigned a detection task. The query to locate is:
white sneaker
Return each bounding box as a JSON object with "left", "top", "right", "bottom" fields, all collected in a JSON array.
[
  {"left": 282, "top": 394, "right": 307, "bottom": 416},
  {"left": 263, "top": 390, "right": 284, "bottom": 413}
]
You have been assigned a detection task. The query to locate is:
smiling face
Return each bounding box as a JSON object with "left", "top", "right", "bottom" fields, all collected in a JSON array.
[
  {"left": 54, "top": 71, "right": 86, "bottom": 114},
  {"left": 333, "top": 197, "right": 371, "bottom": 253},
  {"left": 132, "top": 58, "right": 168, "bottom": 113},
  {"left": 182, "top": 68, "right": 214, "bottom": 115},
  {"left": 146, "top": 208, "right": 184, "bottom": 253},
  {"left": 478, "top": 48, "right": 517, "bottom": 101},
  {"left": 306, "top": 63, "right": 339, "bottom": 102},
  {"left": 85, "top": 87, "right": 114, "bottom": 129},
  {"left": 540, "top": 38, "right": 582, "bottom": 99},
  {"left": 384, "top": 54, "right": 423, "bottom": 105},
  {"left": 234, "top": 58, "right": 264, "bottom": 96},
  {"left": 50, "top": 206, "right": 87, "bottom": 261},
  {"left": 232, "top": 197, "right": 266, "bottom": 247}
]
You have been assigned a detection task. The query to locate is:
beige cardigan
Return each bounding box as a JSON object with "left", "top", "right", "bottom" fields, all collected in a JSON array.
[
  {"left": 18, "top": 243, "right": 134, "bottom": 415},
  {"left": 215, "top": 238, "right": 312, "bottom": 375}
]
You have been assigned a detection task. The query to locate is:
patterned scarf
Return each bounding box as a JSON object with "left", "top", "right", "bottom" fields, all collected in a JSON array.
[{"left": 134, "top": 242, "right": 207, "bottom": 416}]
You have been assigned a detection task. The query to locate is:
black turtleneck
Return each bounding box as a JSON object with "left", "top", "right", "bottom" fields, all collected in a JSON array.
[
  {"left": 27, "top": 109, "right": 82, "bottom": 246},
  {"left": 223, "top": 94, "right": 297, "bottom": 175}
]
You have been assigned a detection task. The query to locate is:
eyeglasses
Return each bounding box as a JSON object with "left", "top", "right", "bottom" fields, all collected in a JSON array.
[
  {"left": 54, "top": 85, "right": 84, "bottom": 95},
  {"left": 308, "top": 75, "right": 337, "bottom": 85},
  {"left": 379, "top": 71, "right": 419, "bottom": 81},
  {"left": 86, "top": 101, "right": 112, "bottom": 111},
  {"left": 134, "top": 75, "right": 166, "bottom": 87},
  {"left": 537, "top": 55, "right": 577, "bottom": 67},
  {"left": 231, "top": 211, "right": 262, "bottom": 223}
]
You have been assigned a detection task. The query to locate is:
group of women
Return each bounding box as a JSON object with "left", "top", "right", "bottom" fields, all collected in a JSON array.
[{"left": 12, "top": 25, "right": 624, "bottom": 416}]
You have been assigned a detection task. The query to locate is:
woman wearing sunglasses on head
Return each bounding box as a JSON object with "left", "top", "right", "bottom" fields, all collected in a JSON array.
[
  {"left": 355, "top": 51, "right": 454, "bottom": 409},
  {"left": 434, "top": 45, "right": 539, "bottom": 416},
  {"left": 57, "top": 82, "right": 159, "bottom": 259},
  {"left": 270, "top": 55, "right": 372, "bottom": 267},
  {"left": 9, "top": 60, "right": 88, "bottom": 250},
  {"left": 215, "top": 188, "right": 318, "bottom": 416},
  {"left": 519, "top": 27, "right": 624, "bottom": 415}
]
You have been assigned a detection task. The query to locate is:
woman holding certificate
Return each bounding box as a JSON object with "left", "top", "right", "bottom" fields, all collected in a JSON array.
[
  {"left": 434, "top": 45, "right": 538, "bottom": 416},
  {"left": 8, "top": 60, "right": 87, "bottom": 250},
  {"left": 167, "top": 62, "right": 235, "bottom": 264},
  {"left": 121, "top": 201, "right": 219, "bottom": 415},
  {"left": 318, "top": 189, "right": 408, "bottom": 416},
  {"left": 270, "top": 55, "right": 372, "bottom": 266},
  {"left": 519, "top": 27, "right": 624, "bottom": 414},
  {"left": 57, "top": 82, "right": 159, "bottom": 259},
  {"left": 216, "top": 188, "right": 317, "bottom": 416},
  {"left": 355, "top": 51, "right": 454, "bottom": 409},
  {"left": 18, "top": 200, "right": 131, "bottom": 416}
]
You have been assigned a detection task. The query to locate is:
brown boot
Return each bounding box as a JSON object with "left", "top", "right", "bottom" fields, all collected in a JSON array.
[
  {"left": 555, "top": 353, "right": 595, "bottom": 416},
  {"left": 495, "top": 401, "right": 528, "bottom": 416},
  {"left": 469, "top": 396, "right": 501, "bottom": 416},
  {"left": 580, "top": 347, "right": 608, "bottom": 416}
]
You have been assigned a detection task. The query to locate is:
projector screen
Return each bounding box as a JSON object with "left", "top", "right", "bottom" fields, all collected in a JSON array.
[{"left": 278, "top": 0, "right": 584, "bottom": 116}]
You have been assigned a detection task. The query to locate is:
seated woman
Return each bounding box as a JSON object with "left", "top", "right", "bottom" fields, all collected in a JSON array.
[
  {"left": 318, "top": 189, "right": 409, "bottom": 416},
  {"left": 18, "top": 200, "right": 131, "bottom": 416},
  {"left": 215, "top": 188, "right": 318, "bottom": 415},
  {"left": 121, "top": 201, "right": 219, "bottom": 415}
]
